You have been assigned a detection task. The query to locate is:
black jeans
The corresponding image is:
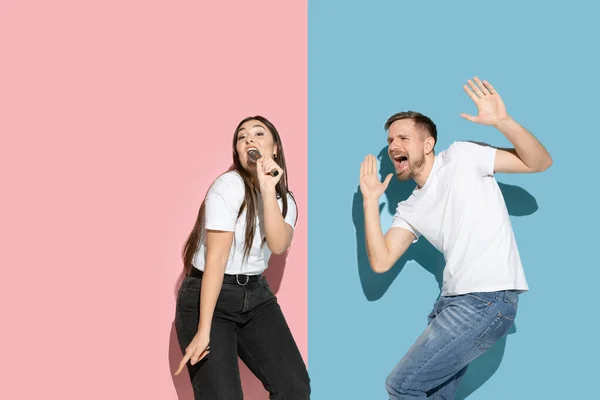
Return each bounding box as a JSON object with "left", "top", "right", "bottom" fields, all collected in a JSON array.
[{"left": 175, "top": 273, "right": 311, "bottom": 399}]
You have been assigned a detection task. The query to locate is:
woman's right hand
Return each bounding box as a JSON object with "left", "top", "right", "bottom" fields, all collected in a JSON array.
[{"left": 174, "top": 330, "right": 211, "bottom": 375}]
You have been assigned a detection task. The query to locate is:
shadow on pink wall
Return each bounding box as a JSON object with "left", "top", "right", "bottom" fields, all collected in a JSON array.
[{"left": 168, "top": 252, "right": 289, "bottom": 399}]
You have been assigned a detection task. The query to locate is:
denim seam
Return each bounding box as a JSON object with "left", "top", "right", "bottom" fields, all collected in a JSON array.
[
  {"left": 400, "top": 297, "right": 496, "bottom": 393},
  {"left": 241, "top": 286, "right": 249, "bottom": 313}
]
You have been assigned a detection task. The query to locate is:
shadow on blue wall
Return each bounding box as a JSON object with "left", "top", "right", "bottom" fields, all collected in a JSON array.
[{"left": 352, "top": 146, "right": 537, "bottom": 399}]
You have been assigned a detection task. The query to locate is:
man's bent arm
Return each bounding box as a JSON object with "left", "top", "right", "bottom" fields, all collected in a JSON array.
[{"left": 364, "top": 198, "right": 415, "bottom": 273}]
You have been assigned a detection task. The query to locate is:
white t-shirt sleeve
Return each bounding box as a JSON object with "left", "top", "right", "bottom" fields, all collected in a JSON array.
[
  {"left": 283, "top": 193, "right": 298, "bottom": 229},
  {"left": 204, "top": 173, "right": 245, "bottom": 231},
  {"left": 451, "top": 141, "right": 497, "bottom": 176},
  {"left": 391, "top": 209, "right": 420, "bottom": 242}
]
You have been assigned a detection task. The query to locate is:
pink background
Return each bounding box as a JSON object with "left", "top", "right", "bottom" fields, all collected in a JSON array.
[{"left": 0, "top": 1, "right": 307, "bottom": 399}]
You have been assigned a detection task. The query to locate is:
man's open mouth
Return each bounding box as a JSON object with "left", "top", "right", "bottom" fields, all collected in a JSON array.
[{"left": 393, "top": 154, "right": 409, "bottom": 169}]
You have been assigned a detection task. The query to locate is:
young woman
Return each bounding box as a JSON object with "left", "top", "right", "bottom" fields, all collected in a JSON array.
[{"left": 174, "top": 116, "right": 310, "bottom": 399}]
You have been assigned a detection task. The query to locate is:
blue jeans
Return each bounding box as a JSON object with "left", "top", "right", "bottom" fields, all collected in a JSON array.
[{"left": 386, "top": 290, "right": 519, "bottom": 399}]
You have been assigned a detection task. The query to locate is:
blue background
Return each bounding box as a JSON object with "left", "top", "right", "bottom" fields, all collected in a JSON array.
[{"left": 308, "top": 1, "right": 599, "bottom": 398}]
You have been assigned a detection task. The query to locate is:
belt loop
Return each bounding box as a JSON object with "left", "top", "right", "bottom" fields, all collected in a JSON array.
[{"left": 236, "top": 274, "right": 249, "bottom": 286}]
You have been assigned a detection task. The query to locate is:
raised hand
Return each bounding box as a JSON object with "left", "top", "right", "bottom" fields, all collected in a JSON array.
[
  {"left": 460, "top": 77, "right": 510, "bottom": 126},
  {"left": 360, "top": 155, "right": 393, "bottom": 201}
]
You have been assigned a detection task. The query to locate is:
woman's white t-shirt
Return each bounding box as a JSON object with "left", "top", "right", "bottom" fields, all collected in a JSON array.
[{"left": 192, "top": 171, "right": 297, "bottom": 275}]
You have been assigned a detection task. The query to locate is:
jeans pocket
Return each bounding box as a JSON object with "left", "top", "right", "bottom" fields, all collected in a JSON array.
[
  {"left": 474, "top": 311, "right": 515, "bottom": 352},
  {"left": 177, "top": 281, "right": 200, "bottom": 313}
]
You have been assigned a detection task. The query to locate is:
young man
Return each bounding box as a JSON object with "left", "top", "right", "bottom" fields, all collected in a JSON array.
[{"left": 360, "top": 77, "right": 552, "bottom": 399}]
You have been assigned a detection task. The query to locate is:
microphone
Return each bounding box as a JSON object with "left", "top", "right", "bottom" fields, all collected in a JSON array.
[{"left": 247, "top": 148, "right": 279, "bottom": 177}]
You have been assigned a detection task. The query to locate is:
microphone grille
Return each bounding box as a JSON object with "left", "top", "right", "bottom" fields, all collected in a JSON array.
[{"left": 247, "top": 148, "right": 261, "bottom": 162}]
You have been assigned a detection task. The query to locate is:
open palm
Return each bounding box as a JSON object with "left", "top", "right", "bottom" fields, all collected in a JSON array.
[
  {"left": 460, "top": 77, "right": 510, "bottom": 126},
  {"left": 360, "top": 155, "right": 392, "bottom": 201}
]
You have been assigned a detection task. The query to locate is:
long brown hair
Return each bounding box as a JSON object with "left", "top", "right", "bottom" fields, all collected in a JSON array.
[{"left": 181, "top": 116, "right": 296, "bottom": 276}]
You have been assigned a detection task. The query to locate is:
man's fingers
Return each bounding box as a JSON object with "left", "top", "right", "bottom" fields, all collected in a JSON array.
[
  {"left": 383, "top": 173, "right": 393, "bottom": 187},
  {"left": 474, "top": 77, "right": 490, "bottom": 95},
  {"left": 482, "top": 80, "right": 496, "bottom": 95},
  {"left": 460, "top": 113, "right": 477, "bottom": 123},
  {"left": 463, "top": 85, "right": 479, "bottom": 103},
  {"left": 467, "top": 79, "right": 484, "bottom": 98},
  {"left": 361, "top": 155, "right": 382, "bottom": 177}
]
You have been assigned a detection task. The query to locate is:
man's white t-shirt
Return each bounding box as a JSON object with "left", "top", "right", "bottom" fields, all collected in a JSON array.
[
  {"left": 192, "top": 171, "right": 297, "bottom": 275},
  {"left": 391, "top": 141, "right": 529, "bottom": 296}
]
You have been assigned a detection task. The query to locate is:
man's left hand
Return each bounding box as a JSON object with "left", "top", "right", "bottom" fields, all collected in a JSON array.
[{"left": 460, "top": 77, "right": 511, "bottom": 127}]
